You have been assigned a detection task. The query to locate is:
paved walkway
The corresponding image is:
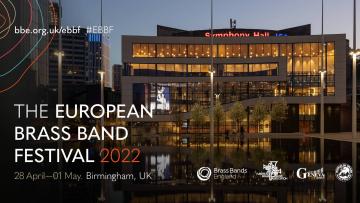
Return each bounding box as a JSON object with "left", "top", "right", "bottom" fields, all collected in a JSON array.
[{"left": 304, "top": 132, "right": 360, "bottom": 143}]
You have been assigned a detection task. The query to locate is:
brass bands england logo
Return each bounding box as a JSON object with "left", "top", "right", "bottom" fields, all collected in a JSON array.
[{"left": 197, "top": 167, "right": 212, "bottom": 181}]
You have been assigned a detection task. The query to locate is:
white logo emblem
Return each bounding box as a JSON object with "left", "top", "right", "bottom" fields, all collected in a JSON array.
[
  {"left": 335, "top": 163, "right": 353, "bottom": 182},
  {"left": 197, "top": 167, "right": 212, "bottom": 181},
  {"left": 256, "top": 161, "right": 287, "bottom": 181},
  {"left": 296, "top": 168, "right": 325, "bottom": 180}
]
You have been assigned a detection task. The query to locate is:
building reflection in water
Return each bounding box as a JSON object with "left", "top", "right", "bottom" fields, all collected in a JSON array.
[
  {"left": 115, "top": 137, "right": 358, "bottom": 203},
  {"left": 145, "top": 154, "right": 171, "bottom": 180}
]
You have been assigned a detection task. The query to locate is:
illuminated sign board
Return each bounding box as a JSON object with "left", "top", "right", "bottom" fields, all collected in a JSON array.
[
  {"left": 204, "top": 31, "right": 288, "bottom": 38},
  {"left": 150, "top": 85, "right": 170, "bottom": 111},
  {"left": 88, "top": 33, "right": 102, "bottom": 42}
]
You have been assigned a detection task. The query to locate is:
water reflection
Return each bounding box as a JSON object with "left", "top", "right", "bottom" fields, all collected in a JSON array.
[
  {"left": 118, "top": 137, "right": 358, "bottom": 203},
  {"left": 146, "top": 154, "right": 171, "bottom": 180}
]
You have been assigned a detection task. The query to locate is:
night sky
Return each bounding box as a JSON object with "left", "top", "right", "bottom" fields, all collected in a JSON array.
[{"left": 62, "top": 0, "right": 359, "bottom": 66}]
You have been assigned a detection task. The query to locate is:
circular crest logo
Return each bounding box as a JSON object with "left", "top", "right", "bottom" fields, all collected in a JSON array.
[
  {"left": 335, "top": 163, "right": 353, "bottom": 182},
  {"left": 197, "top": 167, "right": 212, "bottom": 181}
]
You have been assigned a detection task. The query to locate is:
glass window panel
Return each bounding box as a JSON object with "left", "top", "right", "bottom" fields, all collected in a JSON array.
[
  {"left": 201, "top": 65, "right": 210, "bottom": 73},
  {"left": 140, "top": 44, "right": 148, "bottom": 57},
  {"left": 287, "top": 44, "right": 293, "bottom": 56},
  {"left": 294, "top": 43, "right": 302, "bottom": 56},
  {"left": 218, "top": 45, "right": 225, "bottom": 57},
  {"left": 235, "top": 64, "right": 244, "bottom": 72},
  {"left": 194, "top": 45, "right": 201, "bottom": 58},
  {"left": 226, "top": 64, "right": 234, "bottom": 73},
  {"left": 179, "top": 44, "right": 187, "bottom": 57},
  {"left": 299, "top": 104, "right": 317, "bottom": 115},
  {"left": 148, "top": 64, "right": 155, "bottom": 69},
  {"left": 139, "top": 64, "right": 148, "bottom": 69},
  {"left": 165, "top": 44, "right": 171, "bottom": 57},
  {"left": 327, "top": 55, "right": 335, "bottom": 74},
  {"left": 280, "top": 44, "right": 287, "bottom": 56},
  {"left": 311, "top": 43, "right": 319, "bottom": 56},
  {"left": 255, "top": 44, "right": 264, "bottom": 57},
  {"left": 166, "top": 64, "right": 174, "bottom": 72},
  {"left": 225, "top": 45, "right": 231, "bottom": 58},
  {"left": 303, "top": 56, "right": 311, "bottom": 73},
  {"left": 264, "top": 44, "right": 271, "bottom": 56},
  {"left": 148, "top": 64, "right": 156, "bottom": 75},
  {"left": 303, "top": 43, "right": 311, "bottom": 57},
  {"left": 294, "top": 57, "right": 302, "bottom": 73},
  {"left": 248, "top": 64, "right": 253, "bottom": 72},
  {"left": 157, "top": 44, "right": 165, "bottom": 57},
  {"left": 212, "top": 45, "right": 217, "bottom": 57},
  {"left": 253, "top": 64, "right": 261, "bottom": 72},
  {"left": 327, "top": 42, "right": 334, "bottom": 55},
  {"left": 240, "top": 45, "right": 248, "bottom": 58},
  {"left": 249, "top": 44, "right": 255, "bottom": 58},
  {"left": 319, "top": 43, "right": 325, "bottom": 56},
  {"left": 327, "top": 86, "right": 335, "bottom": 95},
  {"left": 191, "top": 65, "right": 200, "bottom": 72},
  {"left": 232, "top": 45, "right": 241, "bottom": 57},
  {"left": 133, "top": 44, "right": 141, "bottom": 57},
  {"left": 243, "top": 64, "right": 249, "bottom": 73},
  {"left": 171, "top": 44, "right": 179, "bottom": 57},
  {"left": 149, "top": 44, "right": 156, "bottom": 57},
  {"left": 307, "top": 88, "right": 319, "bottom": 96},
  {"left": 270, "top": 64, "right": 278, "bottom": 76},
  {"left": 174, "top": 64, "right": 186, "bottom": 74},
  {"left": 157, "top": 64, "right": 165, "bottom": 71},
  {"left": 262, "top": 64, "right": 269, "bottom": 75},
  {"left": 203, "top": 45, "right": 210, "bottom": 57},
  {"left": 311, "top": 56, "right": 320, "bottom": 74},
  {"left": 272, "top": 44, "right": 279, "bottom": 57},
  {"left": 270, "top": 64, "right": 277, "bottom": 70},
  {"left": 287, "top": 57, "right": 293, "bottom": 73},
  {"left": 188, "top": 45, "right": 195, "bottom": 57},
  {"left": 131, "top": 64, "right": 139, "bottom": 69},
  {"left": 261, "top": 64, "right": 269, "bottom": 71}
]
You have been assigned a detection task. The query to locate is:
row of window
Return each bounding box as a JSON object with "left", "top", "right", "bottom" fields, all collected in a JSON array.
[
  {"left": 290, "top": 55, "right": 334, "bottom": 74},
  {"left": 133, "top": 42, "right": 335, "bottom": 58},
  {"left": 129, "top": 63, "right": 279, "bottom": 77},
  {"left": 224, "top": 64, "right": 278, "bottom": 76},
  {"left": 138, "top": 82, "right": 334, "bottom": 115}
]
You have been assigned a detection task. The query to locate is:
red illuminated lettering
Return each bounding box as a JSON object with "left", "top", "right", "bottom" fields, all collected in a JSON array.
[{"left": 204, "top": 31, "right": 267, "bottom": 38}]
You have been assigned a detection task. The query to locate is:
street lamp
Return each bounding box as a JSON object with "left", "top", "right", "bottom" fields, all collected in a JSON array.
[
  {"left": 319, "top": 69, "right": 326, "bottom": 139},
  {"left": 54, "top": 51, "right": 64, "bottom": 113},
  {"left": 350, "top": 48, "right": 359, "bottom": 203},
  {"left": 351, "top": 1, "right": 358, "bottom": 203},
  {"left": 318, "top": 1, "right": 327, "bottom": 202},
  {"left": 98, "top": 70, "right": 105, "bottom": 202},
  {"left": 54, "top": 50, "right": 64, "bottom": 203},
  {"left": 209, "top": 69, "right": 215, "bottom": 203},
  {"left": 209, "top": 0, "right": 215, "bottom": 202},
  {"left": 350, "top": 49, "right": 360, "bottom": 139}
]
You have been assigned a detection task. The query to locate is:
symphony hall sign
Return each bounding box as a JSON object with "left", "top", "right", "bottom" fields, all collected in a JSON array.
[{"left": 204, "top": 31, "right": 288, "bottom": 37}]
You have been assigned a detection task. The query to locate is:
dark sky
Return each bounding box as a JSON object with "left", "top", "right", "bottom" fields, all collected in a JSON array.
[{"left": 62, "top": 0, "right": 359, "bottom": 66}]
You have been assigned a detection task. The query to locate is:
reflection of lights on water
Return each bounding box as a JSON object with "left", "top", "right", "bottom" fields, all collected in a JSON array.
[{"left": 146, "top": 154, "right": 171, "bottom": 180}]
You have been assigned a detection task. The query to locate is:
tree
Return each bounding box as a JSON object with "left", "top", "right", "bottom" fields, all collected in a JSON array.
[
  {"left": 214, "top": 101, "right": 225, "bottom": 150},
  {"left": 270, "top": 98, "right": 288, "bottom": 133},
  {"left": 230, "top": 101, "right": 247, "bottom": 150},
  {"left": 252, "top": 98, "right": 269, "bottom": 144},
  {"left": 190, "top": 103, "right": 206, "bottom": 149},
  {"left": 173, "top": 110, "right": 183, "bottom": 147},
  {"left": 173, "top": 110, "right": 183, "bottom": 177}
]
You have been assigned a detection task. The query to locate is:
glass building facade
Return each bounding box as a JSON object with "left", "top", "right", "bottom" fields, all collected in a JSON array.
[{"left": 121, "top": 26, "right": 347, "bottom": 134}]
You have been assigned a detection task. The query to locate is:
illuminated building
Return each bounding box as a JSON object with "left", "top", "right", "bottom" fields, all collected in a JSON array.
[
  {"left": 120, "top": 24, "right": 348, "bottom": 135},
  {"left": 113, "top": 64, "right": 122, "bottom": 91},
  {"left": 49, "top": 28, "right": 88, "bottom": 86}
]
